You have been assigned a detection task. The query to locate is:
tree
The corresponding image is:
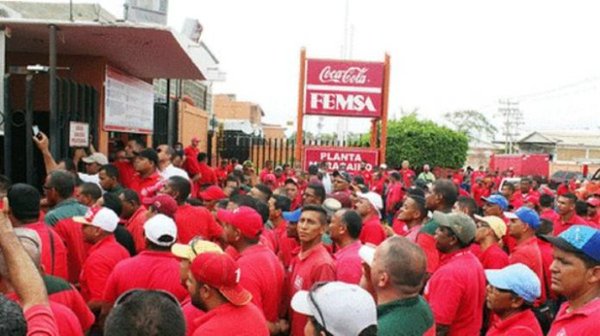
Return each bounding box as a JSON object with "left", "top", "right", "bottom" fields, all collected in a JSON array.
[
  {"left": 443, "top": 110, "right": 497, "bottom": 141},
  {"left": 384, "top": 114, "right": 468, "bottom": 169}
]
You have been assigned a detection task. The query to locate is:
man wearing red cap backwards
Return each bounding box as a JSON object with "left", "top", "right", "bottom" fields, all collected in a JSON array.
[
  {"left": 218, "top": 206, "right": 285, "bottom": 334},
  {"left": 186, "top": 252, "right": 269, "bottom": 336}
]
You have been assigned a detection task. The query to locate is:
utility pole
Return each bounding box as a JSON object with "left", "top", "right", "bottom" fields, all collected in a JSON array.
[{"left": 498, "top": 99, "right": 523, "bottom": 154}]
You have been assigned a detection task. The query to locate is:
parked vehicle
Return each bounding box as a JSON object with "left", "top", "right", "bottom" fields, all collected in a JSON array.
[
  {"left": 549, "top": 170, "right": 584, "bottom": 189},
  {"left": 489, "top": 154, "right": 550, "bottom": 178}
]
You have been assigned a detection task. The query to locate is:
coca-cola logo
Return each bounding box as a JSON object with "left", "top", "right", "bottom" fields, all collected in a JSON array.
[{"left": 318, "top": 66, "right": 369, "bottom": 85}]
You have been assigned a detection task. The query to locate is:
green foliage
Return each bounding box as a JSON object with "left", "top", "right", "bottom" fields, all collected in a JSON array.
[{"left": 385, "top": 114, "right": 468, "bottom": 169}]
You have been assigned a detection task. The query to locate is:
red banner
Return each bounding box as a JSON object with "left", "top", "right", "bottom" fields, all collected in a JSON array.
[
  {"left": 304, "top": 59, "right": 384, "bottom": 118},
  {"left": 304, "top": 146, "right": 379, "bottom": 172}
]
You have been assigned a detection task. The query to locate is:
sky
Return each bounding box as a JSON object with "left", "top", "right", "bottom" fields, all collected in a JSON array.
[{"left": 32, "top": 0, "right": 600, "bottom": 139}]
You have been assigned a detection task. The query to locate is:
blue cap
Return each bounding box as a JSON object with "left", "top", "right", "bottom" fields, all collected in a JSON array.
[
  {"left": 283, "top": 208, "right": 302, "bottom": 223},
  {"left": 504, "top": 207, "right": 540, "bottom": 230},
  {"left": 482, "top": 194, "right": 508, "bottom": 211},
  {"left": 543, "top": 225, "right": 600, "bottom": 263},
  {"left": 485, "top": 263, "right": 541, "bottom": 304}
]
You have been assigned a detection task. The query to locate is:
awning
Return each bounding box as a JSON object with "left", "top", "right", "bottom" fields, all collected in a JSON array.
[{"left": 0, "top": 18, "right": 206, "bottom": 80}]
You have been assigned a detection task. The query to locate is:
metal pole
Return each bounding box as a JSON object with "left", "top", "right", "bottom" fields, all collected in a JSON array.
[
  {"left": 49, "top": 24, "right": 59, "bottom": 158},
  {"left": 25, "top": 75, "right": 34, "bottom": 185},
  {"left": 3, "top": 74, "right": 11, "bottom": 179},
  {"left": 166, "top": 79, "right": 173, "bottom": 146}
]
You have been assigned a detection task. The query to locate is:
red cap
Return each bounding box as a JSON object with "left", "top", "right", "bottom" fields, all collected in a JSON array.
[
  {"left": 143, "top": 194, "right": 178, "bottom": 218},
  {"left": 190, "top": 252, "right": 252, "bottom": 306},
  {"left": 525, "top": 195, "right": 540, "bottom": 207},
  {"left": 264, "top": 173, "right": 277, "bottom": 184},
  {"left": 198, "top": 186, "right": 227, "bottom": 201},
  {"left": 587, "top": 197, "right": 600, "bottom": 207},
  {"left": 217, "top": 206, "right": 263, "bottom": 238}
]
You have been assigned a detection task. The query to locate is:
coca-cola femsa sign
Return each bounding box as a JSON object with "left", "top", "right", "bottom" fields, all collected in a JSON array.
[
  {"left": 304, "top": 59, "right": 385, "bottom": 118},
  {"left": 304, "top": 146, "right": 379, "bottom": 172}
]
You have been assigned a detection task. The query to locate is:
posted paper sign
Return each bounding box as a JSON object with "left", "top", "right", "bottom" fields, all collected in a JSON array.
[{"left": 69, "top": 122, "right": 89, "bottom": 147}]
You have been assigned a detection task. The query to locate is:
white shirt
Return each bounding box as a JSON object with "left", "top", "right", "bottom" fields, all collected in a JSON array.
[
  {"left": 78, "top": 172, "right": 100, "bottom": 186},
  {"left": 160, "top": 164, "right": 190, "bottom": 180}
]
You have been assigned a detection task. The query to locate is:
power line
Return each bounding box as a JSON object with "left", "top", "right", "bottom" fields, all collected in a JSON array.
[{"left": 498, "top": 99, "right": 523, "bottom": 154}]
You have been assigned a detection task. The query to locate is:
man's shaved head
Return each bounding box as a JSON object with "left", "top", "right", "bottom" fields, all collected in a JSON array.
[{"left": 378, "top": 236, "right": 427, "bottom": 294}]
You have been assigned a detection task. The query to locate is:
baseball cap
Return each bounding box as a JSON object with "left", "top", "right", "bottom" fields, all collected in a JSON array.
[
  {"left": 73, "top": 207, "right": 119, "bottom": 232},
  {"left": 285, "top": 177, "right": 299, "bottom": 186},
  {"left": 380, "top": 163, "right": 388, "bottom": 170},
  {"left": 322, "top": 198, "right": 342, "bottom": 217},
  {"left": 482, "top": 194, "right": 509, "bottom": 211},
  {"left": 485, "top": 263, "right": 541, "bottom": 304},
  {"left": 217, "top": 206, "right": 263, "bottom": 238},
  {"left": 504, "top": 207, "right": 540, "bottom": 230},
  {"left": 82, "top": 152, "right": 108, "bottom": 165},
  {"left": 542, "top": 225, "right": 600, "bottom": 263},
  {"left": 291, "top": 282, "right": 377, "bottom": 336},
  {"left": 433, "top": 211, "right": 476, "bottom": 244},
  {"left": 525, "top": 195, "right": 540, "bottom": 207},
  {"left": 283, "top": 208, "right": 302, "bottom": 223},
  {"left": 171, "top": 237, "right": 223, "bottom": 261},
  {"left": 357, "top": 192, "right": 383, "bottom": 216},
  {"left": 264, "top": 173, "right": 277, "bottom": 184},
  {"left": 143, "top": 194, "right": 178, "bottom": 218},
  {"left": 332, "top": 170, "right": 351, "bottom": 183},
  {"left": 474, "top": 215, "right": 507, "bottom": 239},
  {"left": 329, "top": 191, "right": 352, "bottom": 208},
  {"left": 198, "top": 186, "right": 226, "bottom": 201},
  {"left": 586, "top": 197, "right": 600, "bottom": 208},
  {"left": 358, "top": 244, "right": 376, "bottom": 266},
  {"left": 190, "top": 252, "right": 252, "bottom": 306},
  {"left": 144, "top": 214, "right": 177, "bottom": 247}
]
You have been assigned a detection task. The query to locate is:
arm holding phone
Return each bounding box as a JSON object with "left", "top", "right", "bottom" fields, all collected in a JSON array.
[{"left": 32, "top": 131, "right": 59, "bottom": 173}]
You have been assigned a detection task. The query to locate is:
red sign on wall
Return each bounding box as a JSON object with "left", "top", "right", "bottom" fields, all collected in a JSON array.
[
  {"left": 304, "top": 59, "right": 385, "bottom": 118},
  {"left": 304, "top": 146, "right": 379, "bottom": 172}
]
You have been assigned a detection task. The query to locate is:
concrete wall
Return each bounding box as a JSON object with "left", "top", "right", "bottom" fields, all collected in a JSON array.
[
  {"left": 178, "top": 101, "right": 209, "bottom": 153},
  {"left": 213, "top": 94, "right": 262, "bottom": 124}
]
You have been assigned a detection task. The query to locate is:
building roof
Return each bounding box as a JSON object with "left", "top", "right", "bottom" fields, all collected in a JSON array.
[
  {"left": 518, "top": 130, "right": 600, "bottom": 148},
  {"left": 0, "top": 1, "right": 117, "bottom": 23}
]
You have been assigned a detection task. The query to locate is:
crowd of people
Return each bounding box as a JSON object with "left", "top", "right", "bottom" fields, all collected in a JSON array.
[{"left": 0, "top": 132, "right": 598, "bottom": 336}]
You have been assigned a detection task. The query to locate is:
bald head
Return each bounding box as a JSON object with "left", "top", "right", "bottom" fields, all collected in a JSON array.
[{"left": 376, "top": 236, "right": 427, "bottom": 295}]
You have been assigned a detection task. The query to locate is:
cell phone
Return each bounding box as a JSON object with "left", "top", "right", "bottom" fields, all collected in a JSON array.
[{"left": 32, "top": 125, "right": 40, "bottom": 137}]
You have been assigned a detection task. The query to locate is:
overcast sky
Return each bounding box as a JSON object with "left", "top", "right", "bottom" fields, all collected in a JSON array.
[{"left": 35, "top": 0, "right": 600, "bottom": 138}]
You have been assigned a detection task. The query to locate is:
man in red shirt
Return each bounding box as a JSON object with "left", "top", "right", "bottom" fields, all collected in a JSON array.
[
  {"left": 183, "top": 137, "right": 201, "bottom": 180},
  {"left": 214, "top": 159, "right": 229, "bottom": 187},
  {"left": 482, "top": 194, "right": 517, "bottom": 253},
  {"left": 218, "top": 206, "right": 285, "bottom": 334},
  {"left": 186, "top": 252, "right": 269, "bottom": 336},
  {"left": 329, "top": 209, "right": 363, "bottom": 284},
  {"left": 543, "top": 225, "right": 600, "bottom": 335},
  {"left": 358, "top": 161, "right": 373, "bottom": 187},
  {"left": 130, "top": 148, "right": 163, "bottom": 200},
  {"left": 266, "top": 195, "right": 292, "bottom": 256},
  {"left": 284, "top": 178, "right": 303, "bottom": 210},
  {"left": 279, "top": 209, "right": 301, "bottom": 269},
  {"left": 6, "top": 184, "right": 69, "bottom": 281},
  {"left": 75, "top": 207, "right": 130, "bottom": 312},
  {"left": 113, "top": 138, "right": 145, "bottom": 189},
  {"left": 196, "top": 152, "right": 217, "bottom": 189},
  {"left": 505, "top": 207, "right": 547, "bottom": 304},
  {"left": 329, "top": 170, "right": 353, "bottom": 208},
  {"left": 485, "top": 263, "right": 543, "bottom": 335},
  {"left": 355, "top": 191, "right": 387, "bottom": 246},
  {"left": 539, "top": 194, "right": 559, "bottom": 222},
  {"left": 259, "top": 160, "right": 274, "bottom": 184},
  {"left": 554, "top": 193, "right": 589, "bottom": 235},
  {"left": 399, "top": 160, "right": 415, "bottom": 188},
  {"left": 119, "top": 188, "right": 148, "bottom": 252},
  {"left": 473, "top": 215, "right": 509, "bottom": 270},
  {"left": 385, "top": 171, "right": 404, "bottom": 224},
  {"left": 424, "top": 211, "right": 486, "bottom": 335},
  {"left": 501, "top": 182, "right": 523, "bottom": 210},
  {"left": 587, "top": 197, "right": 600, "bottom": 225},
  {"left": 161, "top": 176, "right": 223, "bottom": 244},
  {"left": 287, "top": 205, "right": 336, "bottom": 336}
]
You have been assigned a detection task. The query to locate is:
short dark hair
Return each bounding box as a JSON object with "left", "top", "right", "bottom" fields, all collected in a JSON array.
[
  {"left": 48, "top": 170, "right": 76, "bottom": 199},
  {"left": 254, "top": 184, "right": 273, "bottom": 201},
  {"left": 456, "top": 196, "right": 478, "bottom": 217},
  {"left": 502, "top": 182, "right": 515, "bottom": 193},
  {"left": 306, "top": 183, "right": 326, "bottom": 203},
  {"left": 575, "top": 200, "right": 588, "bottom": 217},
  {"left": 197, "top": 152, "right": 208, "bottom": 162},
  {"left": 138, "top": 149, "right": 159, "bottom": 167},
  {"left": 340, "top": 209, "right": 362, "bottom": 239},
  {"left": 301, "top": 205, "right": 328, "bottom": 226},
  {"left": 272, "top": 195, "right": 291, "bottom": 212},
  {"left": 103, "top": 192, "right": 124, "bottom": 216},
  {"left": 407, "top": 195, "right": 427, "bottom": 218},
  {"left": 0, "top": 295, "right": 26, "bottom": 335},
  {"left": 561, "top": 193, "right": 577, "bottom": 204},
  {"left": 255, "top": 201, "right": 270, "bottom": 225},
  {"left": 120, "top": 189, "right": 140, "bottom": 206},
  {"left": 353, "top": 176, "right": 365, "bottom": 185},
  {"left": 432, "top": 179, "right": 458, "bottom": 209},
  {"left": 540, "top": 194, "right": 554, "bottom": 208},
  {"left": 100, "top": 164, "right": 120, "bottom": 180},
  {"left": 225, "top": 175, "right": 240, "bottom": 186},
  {"left": 7, "top": 184, "right": 40, "bottom": 221},
  {"left": 308, "top": 164, "right": 319, "bottom": 175},
  {"left": 104, "top": 290, "right": 185, "bottom": 336},
  {"left": 168, "top": 176, "right": 191, "bottom": 203},
  {"left": 80, "top": 182, "right": 102, "bottom": 201},
  {"left": 230, "top": 194, "right": 257, "bottom": 209}
]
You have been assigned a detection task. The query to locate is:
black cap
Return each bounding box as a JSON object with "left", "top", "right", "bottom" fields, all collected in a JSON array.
[
  {"left": 138, "top": 148, "right": 159, "bottom": 166},
  {"left": 332, "top": 170, "right": 352, "bottom": 183}
]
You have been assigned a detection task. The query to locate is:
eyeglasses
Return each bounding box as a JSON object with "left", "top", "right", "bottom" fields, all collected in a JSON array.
[
  {"left": 308, "top": 282, "right": 329, "bottom": 332},
  {"left": 114, "top": 289, "right": 178, "bottom": 308}
]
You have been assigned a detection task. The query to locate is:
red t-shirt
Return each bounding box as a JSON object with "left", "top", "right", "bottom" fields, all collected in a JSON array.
[
  {"left": 424, "top": 249, "right": 486, "bottom": 336},
  {"left": 103, "top": 250, "right": 188, "bottom": 304},
  {"left": 359, "top": 170, "right": 372, "bottom": 187},
  {"left": 540, "top": 208, "right": 559, "bottom": 222},
  {"left": 25, "top": 222, "right": 68, "bottom": 281},
  {"left": 129, "top": 171, "right": 163, "bottom": 200},
  {"left": 215, "top": 167, "right": 228, "bottom": 185},
  {"left": 385, "top": 182, "right": 404, "bottom": 214},
  {"left": 553, "top": 213, "right": 594, "bottom": 236},
  {"left": 400, "top": 168, "right": 415, "bottom": 187},
  {"left": 192, "top": 302, "right": 269, "bottom": 336},
  {"left": 124, "top": 205, "right": 148, "bottom": 253},
  {"left": 278, "top": 235, "right": 300, "bottom": 269},
  {"left": 183, "top": 146, "right": 201, "bottom": 177},
  {"left": 359, "top": 215, "right": 387, "bottom": 246},
  {"left": 113, "top": 160, "right": 136, "bottom": 189},
  {"left": 537, "top": 238, "right": 556, "bottom": 300},
  {"left": 334, "top": 240, "right": 363, "bottom": 284},
  {"left": 288, "top": 244, "right": 336, "bottom": 336},
  {"left": 486, "top": 309, "right": 543, "bottom": 336},
  {"left": 174, "top": 204, "right": 223, "bottom": 244},
  {"left": 182, "top": 297, "right": 205, "bottom": 336},
  {"left": 49, "top": 301, "right": 82, "bottom": 336},
  {"left": 416, "top": 231, "right": 440, "bottom": 274},
  {"left": 548, "top": 298, "right": 600, "bottom": 336},
  {"left": 54, "top": 217, "right": 90, "bottom": 284},
  {"left": 197, "top": 162, "right": 217, "bottom": 187},
  {"left": 508, "top": 236, "right": 546, "bottom": 304},
  {"left": 478, "top": 243, "right": 509, "bottom": 270},
  {"left": 80, "top": 235, "right": 130, "bottom": 302},
  {"left": 234, "top": 244, "right": 285, "bottom": 323},
  {"left": 44, "top": 275, "right": 95, "bottom": 332},
  {"left": 24, "top": 304, "right": 59, "bottom": 336}
]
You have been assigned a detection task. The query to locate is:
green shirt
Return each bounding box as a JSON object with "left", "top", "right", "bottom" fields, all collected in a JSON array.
[
  {"left": 106, "top": 185, "right": 125, "bottom": 197},
  {"left": 44, "top": 198, "right": 88, "bottom": 226},
  {"left": 377, "top": 296, "right": 434, "bottom": 336}
]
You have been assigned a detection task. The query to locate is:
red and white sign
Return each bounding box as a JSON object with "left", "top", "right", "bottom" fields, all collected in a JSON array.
[
  {"left": 304, "top": 146, "right": 379, "bottom": 172},
  {"left": 304, "top": 59, "right": 384, "bottom": 118}
]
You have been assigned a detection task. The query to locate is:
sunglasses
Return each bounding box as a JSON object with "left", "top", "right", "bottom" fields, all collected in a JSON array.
[{"left": 114, "top": 289, "right": 178, "bottom": 308}]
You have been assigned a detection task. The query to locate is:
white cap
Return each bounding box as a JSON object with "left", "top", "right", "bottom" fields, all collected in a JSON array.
[
  {"left": 81, "top": 152, "right": 108, "bottom": 165},
  {"left": 73, "top": 207, "right": 119, "bottom": 232},
  {"left": 359, "top": 244, "right": 376, "bottom": 266},
  {"left": 144, "top": 214, "right": 177, "bottom": 246},
  {"left": 357, "top": 191, "right": 383, "bottom": 216},
  {"left": 291, "top": 282, "right": 377, "bottom": 336}
]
